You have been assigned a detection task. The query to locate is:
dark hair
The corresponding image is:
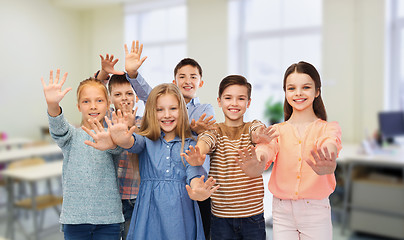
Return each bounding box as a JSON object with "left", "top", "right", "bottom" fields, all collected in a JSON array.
[
  {"left": 174, "top": 58, "right": 202, "bottom": 78},
  {"left": 283, "top": 61, "right": 327, "bottom": 121},
  {"left": 218, "top": 75, "right": 252, "bottom": 99},
  {"left": 107, "top": 74, "right": 130, "bottom": 93}
]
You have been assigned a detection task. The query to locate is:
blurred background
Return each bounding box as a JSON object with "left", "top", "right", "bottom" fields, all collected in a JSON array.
[{"left": 0, "top": 0, "right": 403, "bottom": 239}]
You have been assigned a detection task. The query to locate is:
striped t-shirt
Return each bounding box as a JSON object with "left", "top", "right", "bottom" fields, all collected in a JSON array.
[{"left": 198, "top": 120, "right": 265, "bottom": 218}]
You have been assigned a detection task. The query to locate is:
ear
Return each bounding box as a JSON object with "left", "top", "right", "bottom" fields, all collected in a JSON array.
[
  {"left": 77, "top": 103, "right": 81, "bottom": 112},
  {"left": 173, "top": 79, "right": 177, "bottom": 85},
  {"left": 247, "top": 98, "right": 251, "bottom": 108},
  {"left": 316, "top": 89, "right": 320, "bottom": 98},
  {"left": 217, "top": 97, "right": 221, "bottom": 108},
  {"left": 199, "top": 80, "right": 204, "bottom": 88}
]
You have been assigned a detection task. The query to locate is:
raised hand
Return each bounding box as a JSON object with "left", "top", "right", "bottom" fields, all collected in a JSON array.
[
  {"left": 82, "top": 118, "right": 116, "bottom": 151},
  {"left": 190, "top": 113, "right": 216, "bottom": 135},
  {"left": 234, "top": 146, "right": 268, "bottom": 178},
  {"left": 180, "top": 145, "right": 206, "bottom": 166},
  {"left": 306, "top": 147, "right": 337, "bottom": 175},
  {"left": 100, "top": 54, "right": 125, "bottom": 75},
  {"left": 252, "top": 126, "right": 278, "bottom": 145},
  {"left": 186, "top": 176, "right": 220, "bottom": 201},
  {"left": 41, "top": 69, "right": 72, "bottom": 117},
  {"left": 106, "top": 109, "right": 137, "bottom": 149},
  {"left": 124, "top": 40, "right": 148, "bottom": 78}
]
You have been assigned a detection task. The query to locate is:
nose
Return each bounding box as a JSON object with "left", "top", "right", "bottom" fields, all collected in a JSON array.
[
  {"left": 296, "top": 88, "right": 302, "bottom": 96},
  {"left": 90, "top": 101, "right": 96, "bottom": 109},
  {"left": 163, "top": 109, "right": 171, "bottom": 118}
]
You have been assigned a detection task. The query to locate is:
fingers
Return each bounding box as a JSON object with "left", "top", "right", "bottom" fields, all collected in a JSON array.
[
  {"left": 61, "top": 87, "right": 72, "bottom": 97},
  {"left": 198, "top": 113, "right": 206, "bottom": 122},
  {"left": 99, "top": 54, "right": 105, "bottom": 61},
  {"left": 59, "top": 72, "right": 68, "bottom": 87},
  {"left": 40, "top": 77, "right": 46, "bottom": 88},
  {"left": 190, "top": 119, "right": 196, "bottom": 128},
  {"left": 49, "top": 70, "right": 54, "bottom": 84},
  {"left": 128, "top": 126, "right": 138, "bottom": 135},
  {"left": 105, "top": 116, "right": 113, "bottom": 128},
  {"left": 81, "top": 126, "right": 96, "bottom": 139},
  {"left": 84, "top": 140, "right": 97, "bottom": 148},
  {"left": 124, "top": 43, "right": 129, "bottom": 55},
  {"left": 131, "top": 40, "right": 135, "bottom": 53}
]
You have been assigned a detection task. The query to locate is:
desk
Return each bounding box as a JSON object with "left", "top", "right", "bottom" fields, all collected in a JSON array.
[
  {"left": 1, "top": 160, "right": 63, "bottom": 240},
  {"left": 0, "top": 144, "right": 62, "bottom": 164},
  {"left": 338, "top": 144, "right": 404, "bottom": 238},
  {"left": 0, "top": 138, "right": 33, "bottom": 151}
]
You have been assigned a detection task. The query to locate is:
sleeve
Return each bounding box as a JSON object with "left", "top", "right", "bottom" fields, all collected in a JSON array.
[
  {"left": 106, "top": 145, "right": 125, "bottom": 155},
  {"left": 203, "top": 104, "right": 216, "bottom": 120},
  {"left": 47, "top": 109, "right": 74, "bottom": 150},
  {"left": 197, "top": 128, "right": 217, "bottom": 154},
  {"left": 125, "top": 72, "right": 152, "bottom": 103},
  {"left": 315, "top": 121, "right": 342, "bottom": 155},
  {"left": 125, "top": 132, "right": 146, "bottom": 154}
]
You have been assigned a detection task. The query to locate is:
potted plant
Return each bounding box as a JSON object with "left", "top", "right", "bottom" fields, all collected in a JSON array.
[{"left": 264, "top": 97, "right": 283, "bottom": 125}]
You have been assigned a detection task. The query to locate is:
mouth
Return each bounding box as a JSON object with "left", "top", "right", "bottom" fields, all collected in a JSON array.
[
  {"left": 183, "top": 86, "right": 193, "bottom": 91},
  {"left": 161, "top": 119, "right": 175, "bottom": 125},
  {"left": 89, "top": 113, "right": 100, "bottom": 117},
  {"left": 293, "top": 98, "right": 307, "bottom": 103},
  {"left": 228, "top": 108, "right": 240, "bottom": 113}
]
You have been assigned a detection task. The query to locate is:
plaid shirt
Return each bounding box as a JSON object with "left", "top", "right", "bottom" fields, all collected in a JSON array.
[{"left": 117, "top": 151, "right": 140, "bottom": 199}]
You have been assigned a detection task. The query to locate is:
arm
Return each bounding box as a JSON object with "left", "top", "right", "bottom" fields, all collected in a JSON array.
[
  {"left": 180, "top": 140, "right": 210, "bottom": 166},
  {"left": 186, "top": 176, "right": 220, "bottom": 201},
  {"left": 41, "top": 69, "right": 72, "bottom": 117},
  {"left": 124, "top": 40, "right": 151, "bottom": 102}
]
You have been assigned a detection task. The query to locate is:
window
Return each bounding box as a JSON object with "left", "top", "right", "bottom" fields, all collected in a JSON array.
[
  {"left": 389, "top": 0, "right": 404, "bottom": 109},
  {"left": 125, "top": 1, "right": 186, "bottom": 88},
  {"left": 228, "top": 0, "right": 322, "bottom": 123}
]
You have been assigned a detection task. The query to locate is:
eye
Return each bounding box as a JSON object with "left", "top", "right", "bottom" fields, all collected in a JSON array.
[
  {"left": 128, "top": 92, "right": 134, "bottom": 96},
  {"left": 239, "top": 97, "right": 246, "bottom": 101},
  {"left": 170, "top": 107, "right": 178, "bottom": 110},
  {"left": 303, "top": 86, "right": 311, "bottom": 89},
  {"left": 287, "top": 87, "right": 295, "bottom": 91},
  {"left": 156, "top": 108, "right": 163, "bottom": 112},
  {"left": 83, "top": 100, "right": 88, "bottom": 104},
  {"left": 97, "top": 99, "right": 104, "bottom": 103},
  {"left": 114, "top": 93, "right": 121, "bottom": 97},
  {"left": 224, "top": 97, "right": 231, "bottom": 100}
]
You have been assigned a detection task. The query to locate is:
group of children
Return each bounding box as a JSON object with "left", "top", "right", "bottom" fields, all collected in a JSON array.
[{"left": 41, "top": 40, "right": 341, "bottom": 240}]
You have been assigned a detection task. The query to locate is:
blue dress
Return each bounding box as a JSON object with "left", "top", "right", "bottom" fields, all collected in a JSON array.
[{"left": 126, "top": 133, "right": 206, "bottom": 240}]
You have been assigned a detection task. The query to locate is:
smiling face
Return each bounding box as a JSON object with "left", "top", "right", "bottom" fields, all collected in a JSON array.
[
  {"left": 110, "top": 83, "right": 135, "bottom": 111},
  {"left": 217, "top": 84, "right": 251, "bottom": 126},
  {"left": 173, "top": 65, "right": 203, "bottom": 103},
  {"left": 77, "top": 85, "right": 108, "bottom": 129},
  {"left": 156, "top": 93, "right": 180, "bottom": 140},
  {"left": 285, "top": 72, "right": 319, "bottom": 114}
]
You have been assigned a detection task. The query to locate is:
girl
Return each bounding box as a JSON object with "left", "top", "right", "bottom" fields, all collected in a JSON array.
[
  {"left": 41, "top": 69, "right": 124, "bottom": 240},
  {"left": 100, "top": 83, "right": 219, "bottom": 240},
  {"left": 236, "top": 61, "right": 342, "bottom": 239}
]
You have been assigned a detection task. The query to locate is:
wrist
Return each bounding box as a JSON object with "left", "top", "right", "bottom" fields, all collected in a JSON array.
[{"left": 127, "top": 70, "right": 138, "bottom": 79}]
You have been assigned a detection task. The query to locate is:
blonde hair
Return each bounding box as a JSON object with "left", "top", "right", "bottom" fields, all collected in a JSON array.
[{"left": 138, "top": 84, "right": 192, "bottom": 162}]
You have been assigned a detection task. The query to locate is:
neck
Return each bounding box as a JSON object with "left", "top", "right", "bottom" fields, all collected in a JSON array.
[
  {"left": 163, "top": 132, "right": 176, "bottom": 142},
  {"left": 224, "top": 116, "right": 244, "bottom": 127},
  {"left": 184, "top": 97, "right": 192, "bottom": 104},
  {"left": 288, "top": 109, "right": 318, "bottom": 125}
]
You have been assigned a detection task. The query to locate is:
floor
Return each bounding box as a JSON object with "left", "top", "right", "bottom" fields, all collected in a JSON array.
[{"left": 0, "top": 172, "right": 400, "bottom": 240}]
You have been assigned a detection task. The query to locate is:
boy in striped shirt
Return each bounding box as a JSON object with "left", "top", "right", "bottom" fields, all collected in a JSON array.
[{"left": 182, "top": 75, "right": 268, "bottom": 240}]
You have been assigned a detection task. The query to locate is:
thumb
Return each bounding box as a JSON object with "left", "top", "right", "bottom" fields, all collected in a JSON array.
[{"left": 128, "top": 126, "right": 137, "bottom": 135}]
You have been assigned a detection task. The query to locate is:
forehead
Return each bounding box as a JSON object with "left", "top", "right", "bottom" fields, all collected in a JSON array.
[
  {"left": 286, "top": 72, "right": 314, "bottom": 85},
  {"left": 222, "top": 84, "right": 249, "bottom": 96},
  {"left": 157, "top": 93, "right": 179, "bottom": 105},
  {"left": 79, "top": 85, "right": 107, "bottom": 99},
  {"left": 176, "top": 65, "right": 200, "bottom": 76},
  {"left": 110, "top": 82, "right": 133, "bottom": 92}
]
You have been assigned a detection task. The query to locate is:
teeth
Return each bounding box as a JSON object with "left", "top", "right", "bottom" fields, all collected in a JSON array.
[
  {"left": 229, "top": 109, "right": 239, "bottom": 112},
  {"left": 294, "top": 99, "right": 305, "bottom": 102}
]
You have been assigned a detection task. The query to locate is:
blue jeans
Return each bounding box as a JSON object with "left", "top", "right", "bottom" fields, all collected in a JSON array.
[
  {"left": 122, "top": 198, "right": 136, "bottom": 240},
  {"left": 210, "top": 213, "right": 266, "bottom": 240},
  {"left": 62, "top": 223, "right": 123, "bottom": 240}
]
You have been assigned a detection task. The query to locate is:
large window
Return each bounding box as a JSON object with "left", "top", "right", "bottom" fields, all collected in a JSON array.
[
  {"left": 125, "top": 1, "right": 187, "bottom": 88},
  {"left": 228, "top": 0, "right": 322, "bottom": 124},
  {"left": 389, "top": 0, "right": 404, "bottom": 109}
]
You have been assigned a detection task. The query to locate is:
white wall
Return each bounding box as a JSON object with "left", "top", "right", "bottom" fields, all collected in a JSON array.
[{"left": 322, "top": 0, "right": 385, "bottom": 143}]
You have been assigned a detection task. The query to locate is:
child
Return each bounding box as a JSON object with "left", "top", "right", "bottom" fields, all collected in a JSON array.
[
  {"left": 123, "top": 40, "right": 215, "bottom": 238},
  {"left": 107, "top": 74, "right": 141, "bottom": 240},
  {"left": 237, "top": 61, "right": 342, "bottom": 239},
  {"left": 100, "top": 83, "right": 219, "bottom": 240},
  {"left": 41, "top": 69, "right": 124, "bottom": 240},
  {"left": 182, "top": 75, "right": 267, "bottom": 240}
]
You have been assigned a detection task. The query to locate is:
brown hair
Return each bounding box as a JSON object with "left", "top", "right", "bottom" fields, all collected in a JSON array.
[
  {"left": 174, "top": 58, "right": 203, "bottom": 78},
  {"left": 107, "top": 74, "right": 131, "bottom": 94},
  {"left": 218, "top": 75, "right": 252, "bottom": 99},
  {"left": 283, "top": 61, "right": 327, "bottom": 121}
]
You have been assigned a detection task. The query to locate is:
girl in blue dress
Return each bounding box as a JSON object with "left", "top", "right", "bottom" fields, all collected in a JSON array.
[{"left": 103, "top": 83, "right": 219, "bottom": 240}]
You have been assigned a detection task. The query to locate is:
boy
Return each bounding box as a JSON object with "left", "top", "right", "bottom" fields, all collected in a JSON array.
[
  {"left": 124, "top": 40, "right": 215, "bottom": 239},
  {"left": 182, "top": 75, "right": 266, "bottom": 240},
  {"left": 107, "top": 74, "right": 140, "bottom": 240}
]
